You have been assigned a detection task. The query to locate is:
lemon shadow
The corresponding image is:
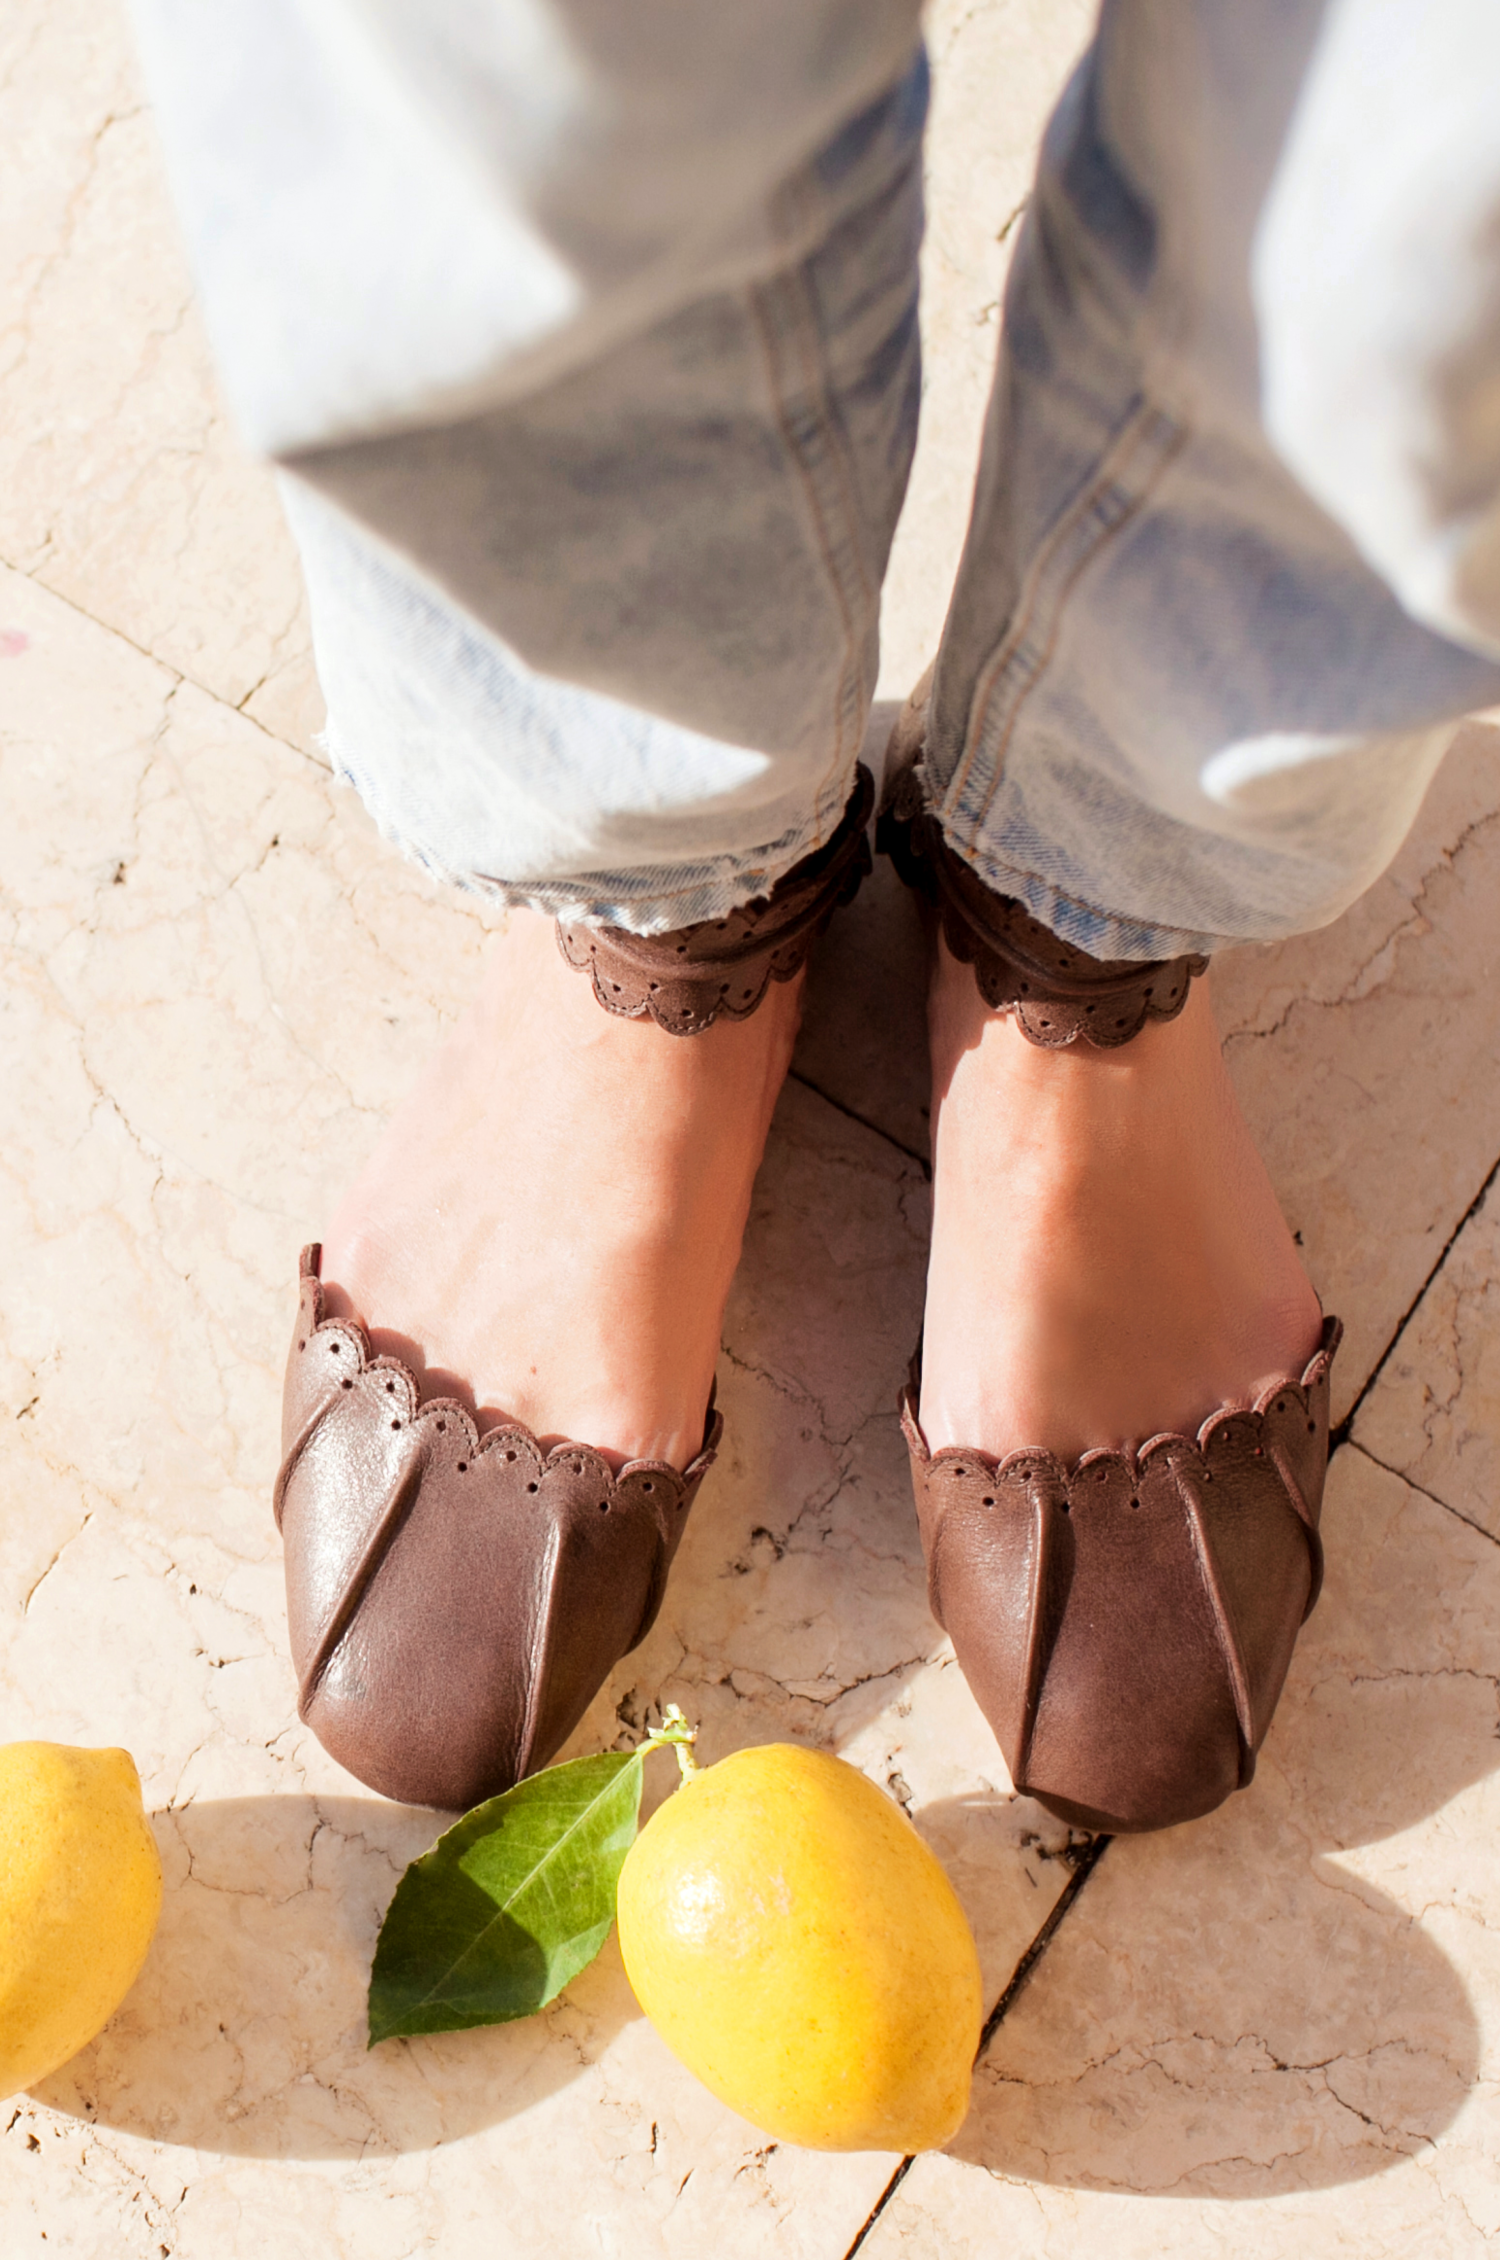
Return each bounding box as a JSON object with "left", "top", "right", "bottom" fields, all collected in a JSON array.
[{"left": 35, "top": 1795, "right": 637, "bottom": 2161}]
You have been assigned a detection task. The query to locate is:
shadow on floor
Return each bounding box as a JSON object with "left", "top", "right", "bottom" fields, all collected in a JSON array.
[
  {"left": 35, "top": 1794, "right": 638, "bottom": 2161},
  {"left": 794, "top": 849, "right": 932, "bottom": 1163},
  {"left": 935, "top": 1552, "right": 1498, "bottom": 2196}
]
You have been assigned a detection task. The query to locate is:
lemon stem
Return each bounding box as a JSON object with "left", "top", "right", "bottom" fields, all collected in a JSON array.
[{"left": 641, "top": 1703, "right": 702, "bottom": 1785}]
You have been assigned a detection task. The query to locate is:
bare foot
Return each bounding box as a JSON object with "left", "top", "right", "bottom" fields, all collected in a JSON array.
[
  {"left": 319, "top": 908, "right": 800, "bottom": 1469},
  {"left": 920, "top": 936, "right": 1323, "bottom": 1461}
]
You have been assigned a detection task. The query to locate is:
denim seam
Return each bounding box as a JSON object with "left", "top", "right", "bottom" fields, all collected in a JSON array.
[
  {"left": 749, "top": 265, "right": 866, "bottom": 825},
  {"left": 942, "top": 394, "right": 1187, "bottom": 840},
  {"left": 942, "top": 846, "right": 1235, "bottom": 963},
  {"left": 748, "top": 183, "right": 879, "bottom": 834}
]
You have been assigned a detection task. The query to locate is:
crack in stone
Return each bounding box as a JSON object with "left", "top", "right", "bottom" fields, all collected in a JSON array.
[
  {"left": 785, "top": 1068, "right": 930, "bottom": 1175},
  {"left": 1226, "top": 796, "right": 1500, "bottom": 1052},
  {"left": 22, "top": 1511, "right": 94, "bottom": 1612},
  {"left": 1346, "top": 1441, "right": 1500, "bottom": 1551},
  {"left": 995, "top": 194, "right": 1030, "bottom": 246},
  {"left": 1335, "top": 1144, "right": 1500, "bottom": 1449}
]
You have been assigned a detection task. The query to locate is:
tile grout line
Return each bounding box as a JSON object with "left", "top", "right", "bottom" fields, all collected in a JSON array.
[
  {"left": 787, "top": 1068, "right": 932, "bottom": 1175},
  {"left": 1331, "top": 1145, "right": 1500, "bottom": 1452},
  {"left": 1345, "top": 1438, "right": 1500, "bottom": 1552},
  {"left": 974, "top": 1833, "right": 1112, "bottom": 2052},
  {"left": 0, "top": 547, "right": 331, "bottom": 779},
  {"left": 842, "top": 2156, "right": 914, "bottom": 2254},
  {"left": 839, "top": 1834, "right": 1112, "bottom": 2259}
]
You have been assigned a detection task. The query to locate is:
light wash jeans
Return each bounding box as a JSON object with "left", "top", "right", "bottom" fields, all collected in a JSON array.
[{"left": 132, "top": 0, "right": 1500, "bottom": 956}]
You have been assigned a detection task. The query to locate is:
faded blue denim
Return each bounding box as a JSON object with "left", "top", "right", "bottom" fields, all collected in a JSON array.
[{"left": 133, "top": 0, "right": 1500, "bottom": 952}]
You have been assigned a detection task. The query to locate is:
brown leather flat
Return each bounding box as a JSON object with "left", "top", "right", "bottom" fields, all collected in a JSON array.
[
  {"left": 902, "top": 1323, "right": 1340, "bottom": 1833},
  {"left": 882, "top": 690, "right": 1337, "bottom": 1832},
  {"left": 275, "top": 1247, "right": 720, "bottom": 1810},
  {"left": 275, "top": 768, "right": 876, "bottom": 1809}
]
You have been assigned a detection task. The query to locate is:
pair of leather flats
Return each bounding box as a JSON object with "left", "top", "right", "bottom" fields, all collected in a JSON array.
[{"left": 274, "top": 767, "right": 875, "bottom": 1810}]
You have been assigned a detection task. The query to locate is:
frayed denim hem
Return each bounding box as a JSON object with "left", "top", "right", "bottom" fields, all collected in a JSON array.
[{"left": 326, "top": 729, "right": 867, "bottom": 937}]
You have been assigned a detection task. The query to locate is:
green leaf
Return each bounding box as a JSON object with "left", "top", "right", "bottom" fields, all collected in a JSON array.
[{"left": 368, "top": 1749, "right": 645, "bottom": 2044}]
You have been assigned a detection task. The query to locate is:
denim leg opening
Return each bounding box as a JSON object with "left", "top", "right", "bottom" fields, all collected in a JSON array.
[
  {"left": 922, "top": 16, "right": 1500, "bottom": 966},
  {"left": 272, "top": 55, "right": 926, "bottom": 936}
]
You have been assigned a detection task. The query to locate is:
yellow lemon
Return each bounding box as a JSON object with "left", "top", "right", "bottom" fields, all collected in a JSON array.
[
  {"left": 0, "top": 1742, "right": 163, "bottom": 2096},
  {"left": 616, "top": 1743, "right": 982, "bottom": 2151}
]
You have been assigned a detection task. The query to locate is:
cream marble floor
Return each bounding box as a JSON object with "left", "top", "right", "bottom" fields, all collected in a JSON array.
[{"left": 2, "top": 3, "right": 1497, "bottom": 2256}]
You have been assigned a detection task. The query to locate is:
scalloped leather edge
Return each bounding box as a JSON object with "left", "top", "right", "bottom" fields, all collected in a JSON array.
[
  {"left": 877, "top": 694, "right": 1208, "bottom": 1048},
  {"left": 557, "top": 765, "right": 874, "bottom": 1034},
  {"left": 902, "top": 1316, "right": 1341, "bottom": 1827},
  {"left": 899, "top": 1316, "right": 1342, "bottom": 1486},
  {"left": 274, "top": 1242, "right": 721, "bottom": 1531}
]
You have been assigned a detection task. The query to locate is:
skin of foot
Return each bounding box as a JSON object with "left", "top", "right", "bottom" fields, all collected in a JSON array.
[
  {"left": 920, "top": 935, "right": 1325, "bottom": 1463},
  {"left": 318, "top": 906, "right": 801, "bottom": 1471}
]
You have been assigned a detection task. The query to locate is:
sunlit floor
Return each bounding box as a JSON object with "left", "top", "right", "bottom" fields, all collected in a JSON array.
[{"left": 3, "top": 3, "right": 1498, "bottom": 2254}]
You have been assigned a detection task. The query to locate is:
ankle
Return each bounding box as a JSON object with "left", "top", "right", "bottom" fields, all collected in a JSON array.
[{"left": 921, "top": 944, "right": 1322, "bottom": 1459}]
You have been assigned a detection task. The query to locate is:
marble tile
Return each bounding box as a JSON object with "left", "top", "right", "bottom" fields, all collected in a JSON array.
[
  {"left": 1216, "top": 717, "right": 1500, "bottom": 1422},
  {"left": 0, "top": 0, "right": 321, "bottom": 747},
  {"left": 858, "top": 1439, "right": 1500, "bottom": 2256},
  {"left": 0, "top": 570, "right": 1082, "bottom": 2258},
  {"left": 1350, "top": 1177, "right": 1500, "bottom": 1543},
  {"left": 12, "top": 0, "right": 1500, "bottom": 2251}
]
